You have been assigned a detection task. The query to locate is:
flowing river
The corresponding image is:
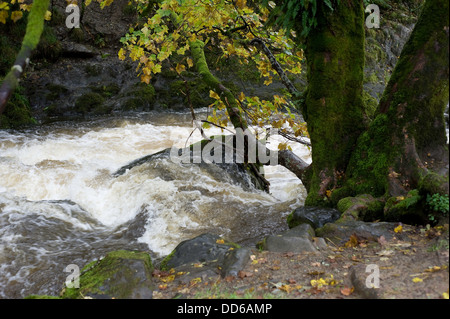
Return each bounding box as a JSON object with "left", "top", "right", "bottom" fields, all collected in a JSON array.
[{"left": 0, "top": 110, "right": 311, "bottom": 298}]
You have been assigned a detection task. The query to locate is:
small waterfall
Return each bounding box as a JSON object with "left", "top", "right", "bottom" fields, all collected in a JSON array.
[{"left": 0, "top": 112, "right": 311, "bottom": 298}]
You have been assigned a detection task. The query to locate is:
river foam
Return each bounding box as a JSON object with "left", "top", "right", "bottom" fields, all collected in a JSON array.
[{"left": 0, "top": 112, "right": 311, "bottom": 297}]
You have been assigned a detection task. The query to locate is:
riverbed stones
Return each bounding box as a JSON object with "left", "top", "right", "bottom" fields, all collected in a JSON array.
[
  {"left": 260, "top": 224, "right": 327, "bottom": 253},
  {"left": 61, "top": 250, "right": 154, "bottom": 299},
  {"left": 160, "top": 233, "right": 251, "bottom": 280},
  {"left": 287, "top": 206, "right": 342, "bottom": 229},
  {"left": 316, "top": 221, "right": 398, "bottom": 245}
]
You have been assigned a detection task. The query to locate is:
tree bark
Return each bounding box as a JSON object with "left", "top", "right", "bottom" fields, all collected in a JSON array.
[
  {"left": 0, "top": 0, "right": 50, "bottom": 116},
  {"left": 300, "top": 0, "right": 367, "bottom": 206},
  {"left": 343, "top": 0, "right": 449, "bottom": 201}
]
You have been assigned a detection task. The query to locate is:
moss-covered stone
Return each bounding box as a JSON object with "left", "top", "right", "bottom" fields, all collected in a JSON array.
[
  {"left": 32, "top": 25, "right": 62, "bottom": 62},
  {"left": 123, "top": 82, "right": 156, "bottom": 111},
  {"left": 61, "top": 250, "right": 154, "bottom": 299},
  {"left": 0, "top": 85, "right": 36, "bottom": 129},
  {"left": 45, "top": 83, "right": 69, "bottom": 101},
  {"left": 336, "top": 194, "right": 385, "bottom": 222},
  {"left": 74, "top": 92, "right": 108, "bottom": 115},
  {"left": 384, "top": 189, "right": 426, "bottom": 224}
]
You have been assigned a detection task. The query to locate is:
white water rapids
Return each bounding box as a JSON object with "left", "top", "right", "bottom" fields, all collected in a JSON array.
[{"left": 0, "top": 111, "right": 311, "bottom": 298}]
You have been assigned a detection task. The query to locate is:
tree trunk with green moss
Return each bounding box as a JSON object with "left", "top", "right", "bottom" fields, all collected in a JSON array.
[
  {"left": 340, "top": 0, "right": 449, "bottom": 220},
  {"left": 0, "top": 0, "right": 50, "bottom": 116},
  {"left": 301, "top": 0, "right": 367, "bottom": 206}
]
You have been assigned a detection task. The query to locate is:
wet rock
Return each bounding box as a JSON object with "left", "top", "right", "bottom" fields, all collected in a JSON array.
[
  {"left": 287, "top": 206, "right": 341, "bottom": 229},
  {"left": 61, "top": 250, "right": 154, "bottom": 299},
  {"left": 61, "top": 42, "right": 98, "bottom": 58},
  {"left": 160, "top": 233, "right": 250, "bottom": 279},
  {"left": 161, "top": 233, "right": 233, "bottom": 269},
  {"left": 316, "top": 221, "right": 397, "bottom": 245},
  {"left": 260, "top": 224, "right": 325, "bottom": 253},
  {"left": 350, "top": 264, "right": 380, "bottom": 299},
  {"left": 337, "top": 194, "right": 385, "bottom": 222}
]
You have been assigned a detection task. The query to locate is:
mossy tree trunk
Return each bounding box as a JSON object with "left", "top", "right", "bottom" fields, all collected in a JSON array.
[
  {"left": 300, "top": 0, "right": 367, "bottom": 206},
  {"left": 0, "top": 0, "right": 50, "bottom": 116},
  {"left": 343, "top": 0, "right": 449, "bottom": 204}
]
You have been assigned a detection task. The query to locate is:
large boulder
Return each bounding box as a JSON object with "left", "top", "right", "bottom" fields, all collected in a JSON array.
[
  {"left": 160, "top": 233, "right": 251, "bottom": 279},
  {"left": 287, "top": 206, "right": 341, "bottom": 229},
  {"left": 61, "top": 250, "right": 154, "bottom": 299},
  {"left": 260, "top": 224, "right": 328, "bottom": 253},
  {"left": 316, "top": 221, "right": 398, "bottom": 245}
]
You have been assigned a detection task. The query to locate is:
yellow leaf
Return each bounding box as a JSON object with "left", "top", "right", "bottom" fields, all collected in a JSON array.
[
  {"left": 175, "top": 63, "right": 185, "bottom": 74},
  {"left": 443, "top": 291, "right": 449, "bottom": 299},
  {"left": 278, "top": 142, "right": 287, "bottom": 151},
  {"left": 140, "top": 74, "right": 151, "bottom": 84},
  {"left": 118, "top": 48, "right": 126, "bottom": 60},
  {"left": 44, "top": 10, "right": 51, "bottom": 21},
  {"left": 160, "top": 275, "right": 175, "bottom": 283},
  {"left": 209, "top": 90, "right": 220, "bottom": 100},
  {"left": 0, "top": 10, "right": 8, "bottom": 24},
  {"left": 216, "top": 239, "right": 225, "bottom": 244},
  {"left": 152, "top": 63, "right": 162, "bottom": 74},
  {"left": 238, "top": 91, "right": 245, "bottom": 102},
  {"left": 412, "top": 277, "right": 423, "bottom": 283},
  {"left": 394, "top": 225, "right": 403, "bottom": 233},
  {"left": 186, "top": 58, "right": 193, "bottom": 68},
  {"left": 263, "top": 78, "right": 272, "bottom": 86},
  {"left": 345, "top": 234, "right": 359, "bottom": 248},
  {"left": 190, "top": 277, "right": 202, "bottom": 285},
  {"left": 236, "top": 0, "right": 246, "bottom": 9},
  {"left": 11, "top": 10, "right": 22, "bottom": 23}
]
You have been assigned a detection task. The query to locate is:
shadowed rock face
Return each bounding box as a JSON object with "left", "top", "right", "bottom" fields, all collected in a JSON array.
[{"left": 288, "top": 206, "right": 342, "bottom": 229}]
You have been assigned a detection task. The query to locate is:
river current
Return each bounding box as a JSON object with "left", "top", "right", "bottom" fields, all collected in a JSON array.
[{"left": 0, "top": 111, "right": 311, "bottom": 298}]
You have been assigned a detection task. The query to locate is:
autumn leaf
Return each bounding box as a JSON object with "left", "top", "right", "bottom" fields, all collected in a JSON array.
[
  {"left": 186, "top": 57, "right": 193, "bottom": 68},
  {"left": 160, "top": 275, "right": 175, "bottom": 283},
  {"left": 236, "top": 0, "right": 246, "bottom": 9},
  {"left": 238, "top": 270, "right": 253, "bottom": 279},
  {"left": 209, "top": 90, "right": 221, "bottom": 100},
  {"left": 394, "top": 224, "right": 403, "bottom": 233},
  {"left": 412, "top": 277, "right": 423, "bottom": 283},
  {"left": 44, "top": 10, "right": 52, "bottom": 21},
  {"left": 345, "top": 234, "right": 359, "bottom": 248},
  {"left": 175, "top": 63, "right": 186, "bottom": 74},
  {"left": 11, "top": 10, "right": 23, "bottom": 23},
  {"left": 340, "top": 286, "right": 354, "bottom": 296},
  {"left": 118, "top": 48, "right": 126, "bottom": 60},
  {"left": 190, "top": 277, "right": 202, "bottom": 285},
  {"left": 310, "top": 278, "right": 327, "bottom": 289},
  {"left": 216, "top": 239, "right": 225, "bottom": 244}
]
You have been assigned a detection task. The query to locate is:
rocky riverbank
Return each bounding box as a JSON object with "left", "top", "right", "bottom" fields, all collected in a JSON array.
[{"left": 27, "top": 205, "right": 448, "bottom": 299}]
